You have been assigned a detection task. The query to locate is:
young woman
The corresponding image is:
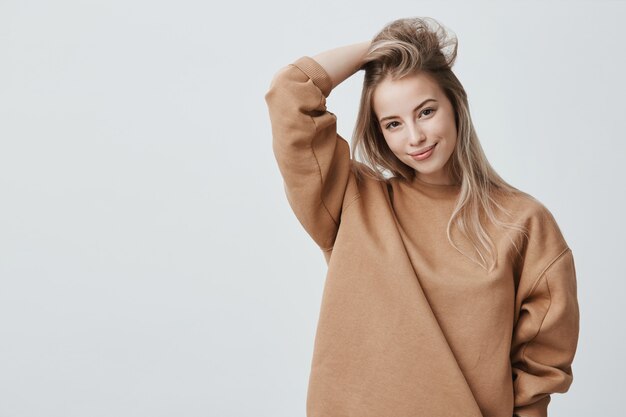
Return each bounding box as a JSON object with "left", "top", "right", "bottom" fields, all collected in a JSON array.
[{"left": 265, "top": 17, "right": 579, "bottom": 417}]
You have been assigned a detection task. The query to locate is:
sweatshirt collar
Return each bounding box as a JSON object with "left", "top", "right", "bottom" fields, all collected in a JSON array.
[{"left": 409, "top": 175, "right": 461, "bottom": 198}]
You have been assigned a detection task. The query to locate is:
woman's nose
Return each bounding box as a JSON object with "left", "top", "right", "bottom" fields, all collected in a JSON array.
[{"left": 407, "top": 122, "right": 426, "bottom": 144}]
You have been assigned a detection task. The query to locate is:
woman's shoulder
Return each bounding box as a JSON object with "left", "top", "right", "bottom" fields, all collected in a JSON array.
[
  {"left": 492, "top": 182, "right": 551, "bottom": 217},
  {"left": 494, "top": 185, "right": 569, "bottom": 246}
]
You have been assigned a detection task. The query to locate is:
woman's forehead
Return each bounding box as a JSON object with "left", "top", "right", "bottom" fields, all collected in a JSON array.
[{"left": 372, "top": 72, "right": 443, "bottom": 113}]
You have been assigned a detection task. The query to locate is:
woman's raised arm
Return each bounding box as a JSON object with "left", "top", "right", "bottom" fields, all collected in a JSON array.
[
  {"left": 264, "top": 42, "right": 369, "bottom": 254},
  {"left": 312, "top": 41, "right": 371, "bottom": 89}
]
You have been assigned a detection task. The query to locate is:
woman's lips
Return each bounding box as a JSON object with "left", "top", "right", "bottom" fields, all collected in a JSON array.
[{"left": 410, "top": 143, "right": 436, "bottom": 160}]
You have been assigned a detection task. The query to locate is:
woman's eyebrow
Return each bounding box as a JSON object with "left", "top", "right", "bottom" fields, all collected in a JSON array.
[{"left": 378, "top": 98, "right": 438, "bottom": 123}]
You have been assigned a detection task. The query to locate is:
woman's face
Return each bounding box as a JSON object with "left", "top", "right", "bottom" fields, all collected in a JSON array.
[{"left": 372, "top": 71, "right": 458, "bottom": 185}]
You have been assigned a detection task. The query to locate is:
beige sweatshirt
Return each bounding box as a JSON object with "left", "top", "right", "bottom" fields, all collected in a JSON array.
[{"left": 264, "top": 55, "right": 580, "bottom": 417}]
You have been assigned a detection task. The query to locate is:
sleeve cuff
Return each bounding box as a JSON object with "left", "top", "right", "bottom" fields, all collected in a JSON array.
[{"left": 291, "top": 56, "right": 333, "bottom": 98}]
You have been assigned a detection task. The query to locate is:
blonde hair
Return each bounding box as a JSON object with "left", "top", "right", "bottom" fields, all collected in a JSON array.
[{"left": 350, "top": 16, "right": 533, "bottom": 272}]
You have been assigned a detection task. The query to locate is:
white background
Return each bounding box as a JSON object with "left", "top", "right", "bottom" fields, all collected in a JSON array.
[{"left": 1, "top": 1, "right": 624, "bottom": 416}]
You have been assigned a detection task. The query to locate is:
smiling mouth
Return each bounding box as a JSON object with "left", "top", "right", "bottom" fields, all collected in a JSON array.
[{"left": 409, "top": 144, "right": 436, "bottom": 156}]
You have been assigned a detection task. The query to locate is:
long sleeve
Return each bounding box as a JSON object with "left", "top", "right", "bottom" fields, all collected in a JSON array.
[
  {"left": 264, "top": 56, "right": 358, "bottom": 252},
  {"left": 510, "top": 206, "right": 580, "bottom": 417}
]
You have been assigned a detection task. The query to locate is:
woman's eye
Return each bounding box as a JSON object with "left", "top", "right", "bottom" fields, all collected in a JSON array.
[
  {"left": 421, "top": 108, "right": 435, "bottom": 117},
  {"left": 385, "top": 121, "right": 400, "bottom": 130}
]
